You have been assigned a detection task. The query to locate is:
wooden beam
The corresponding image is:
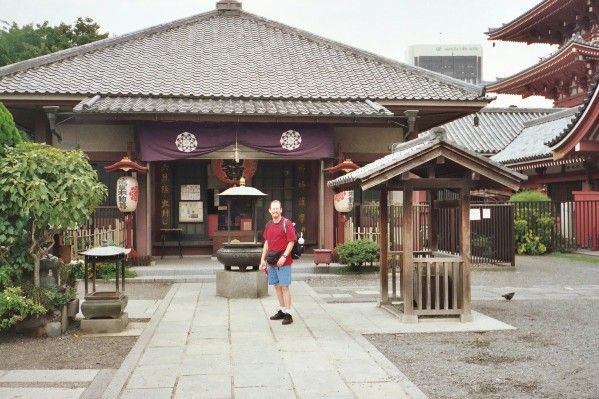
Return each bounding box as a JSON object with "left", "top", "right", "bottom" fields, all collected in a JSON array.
[
  {"left": 459, "top": 188, "right": 472, "bottom": 322},
  {"left": 575, "top": 140, "right": 599, "bottom": 152},
  {"left": 386, "top": 178, "right": 473, "bottom": 190},
  {"left": 441, "top": 149, "right": 521, "bottom": 191},
  {"left": 379, "top": 189, "right": 389, "bottom": 304},
  {"left": 401, "top": 187, "right": 416, "bottom": 322},
  {"left": 361, "top": 147, "right": 443, "bottom": 190}
]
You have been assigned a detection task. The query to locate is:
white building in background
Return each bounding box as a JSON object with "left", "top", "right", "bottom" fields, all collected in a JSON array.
[{"left": 407, "top": 44, "right": 483, "bottom": 84}]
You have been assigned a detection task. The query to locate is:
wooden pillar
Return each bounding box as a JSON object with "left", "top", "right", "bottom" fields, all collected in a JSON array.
[
  {"left": 379, "top": 188, "right": 389, "bottom": 304},
  {"left": 318, "top": 160, "right": 325, "bottom": 248},
  {"left": 429, "top": 190, "right": 438, "bottom": 252},
  {"left": 459, "top": 187, "right": 472, "bottom": 322},
  {"left": 34, "top": 110, "right": 52, "bottom": 144},
  {"left": 401, "top": 187, "right": 417, "bottom": 322}
]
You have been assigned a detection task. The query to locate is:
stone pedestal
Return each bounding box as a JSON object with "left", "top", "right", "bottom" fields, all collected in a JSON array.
[
  {"left": 81, "top": 292, "right": 128, "bottom": 319},
  {"left": 81, "top": 312, "right": 129, "bottom": 334},
  {"left": 216, "top": 270, "right": 268, "bottom": 298}
]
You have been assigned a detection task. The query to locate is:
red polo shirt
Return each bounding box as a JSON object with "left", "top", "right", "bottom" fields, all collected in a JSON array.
[{"left": 263, "top": 218, "right": 296, "bottom": 266}]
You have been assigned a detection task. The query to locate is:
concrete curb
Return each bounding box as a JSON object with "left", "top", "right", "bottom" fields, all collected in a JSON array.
[{"left": 100, "top": 284, "right": 180, "bottom": 399}]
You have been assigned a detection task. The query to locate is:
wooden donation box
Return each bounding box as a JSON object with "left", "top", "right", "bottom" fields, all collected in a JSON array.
[{"left": 212, "top": 230, "right": 256, "bottom": 256}]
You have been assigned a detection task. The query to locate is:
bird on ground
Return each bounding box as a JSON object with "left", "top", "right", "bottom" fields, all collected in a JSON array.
[{"left": 502, "top": 292, "right": 515, "bottom": 301}]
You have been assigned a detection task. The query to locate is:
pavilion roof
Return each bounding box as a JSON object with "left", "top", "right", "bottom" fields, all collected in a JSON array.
[
  {"left": 487, "top": 0, "right": 581, "bottom": 44},
  {"left": 421, "top": 107, "right": 563, "bottom": 155},
  {"left": 327, "top": 130, "right": 526, "bottom": 192},
  {"left": 0, "top": 4, "right": 484, "bottom": 115}
]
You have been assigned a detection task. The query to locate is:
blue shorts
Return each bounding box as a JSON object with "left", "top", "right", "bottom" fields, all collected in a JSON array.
[{"left": 267, "top": 265, "right": 292, "bottom": 286}]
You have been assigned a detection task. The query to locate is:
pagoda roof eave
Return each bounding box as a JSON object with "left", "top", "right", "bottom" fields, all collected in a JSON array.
[
  {"left": 550, "top": 80, "right": 599, "bottom": 159},
  {"left": 487, "top": 40, "right": 599, "bottom": 94},
  {"left": 487, "top": 0, "right": 577, "bottom": 43}
]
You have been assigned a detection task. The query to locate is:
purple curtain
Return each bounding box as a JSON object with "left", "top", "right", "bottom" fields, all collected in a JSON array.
[{"left": 135, "top": 123, "right": 334, "bottom": 161}]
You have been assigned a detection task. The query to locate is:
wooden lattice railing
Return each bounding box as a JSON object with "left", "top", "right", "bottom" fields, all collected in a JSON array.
[{"left": 62, "top": 218, "right": 125, "bottom": 261}]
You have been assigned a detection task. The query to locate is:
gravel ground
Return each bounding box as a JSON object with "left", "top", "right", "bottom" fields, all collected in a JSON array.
[
  {"left": 0, "top": 323, "right": 137, "bottom": 369},
  {"left": 473, "top": 255, "right": 599, "bottom": 287},
  {"left": 366, "top": 299, "right": 599, "bottom": 399},
  {"left": 0, "top": 282, "right": 172, "bottom": 370}
]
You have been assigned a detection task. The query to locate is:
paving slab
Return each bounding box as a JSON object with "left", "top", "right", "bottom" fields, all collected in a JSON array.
[
  {"left": 0, "top": 369, "right": 98, "bottom": 383},
  {"left": 119, "top": 388, "right": 173, "bottom": 399},
  {"left": 104, "top": 282, "right": 422, "bottom": 398},
  {"left": 0, "top": 387, "right": 86, "bottom": 399}
]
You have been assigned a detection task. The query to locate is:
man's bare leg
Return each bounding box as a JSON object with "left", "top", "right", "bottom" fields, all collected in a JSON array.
[
  {"left": 275, "top": 285, "right": 285, "bottom": 307},
  {"left": 281, "top": 286, "right": 291, "bottom": 309}
]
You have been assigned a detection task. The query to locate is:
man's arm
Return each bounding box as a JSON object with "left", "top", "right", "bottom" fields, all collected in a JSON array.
[
  {"left": 276, "top": 240, "right": 295, "bottom": 266},
  {"left": 260, "top": 240, "right": 268, "bottom": 270}
]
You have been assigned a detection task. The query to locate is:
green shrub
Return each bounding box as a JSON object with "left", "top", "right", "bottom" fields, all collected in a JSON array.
[
  {"left": 509, "top": 190, "right": 550, "bottom": 202},
  {"left": 336, "top": 240, "right": 380, "bottom": 267},
  {"left": 510, "top": 191, "right": 556, "bottom": 252},
  {"left": 514, "top": 219, "right": 528, "bottom": 244},
  {"left": 517, "top": 231, "right": 547, "bottom": 255},
  {"left": 44, "top": 286, "right": 76, "bottom": 310},
  {"left": 0, "top": 286, "right": 46, "bottom": 330}
]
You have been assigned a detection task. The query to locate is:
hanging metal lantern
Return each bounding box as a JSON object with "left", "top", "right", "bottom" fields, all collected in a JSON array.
[
  {"left": 334, "top": 190, "right": 354, "bottom": 213},
  {"left": 116, "top": 176, "right": 139, "bottom": 213}
]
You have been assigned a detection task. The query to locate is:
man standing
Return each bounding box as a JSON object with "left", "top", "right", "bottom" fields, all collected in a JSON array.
[{"left": 260, "top": 200, "right": 296, "bottom": 325}]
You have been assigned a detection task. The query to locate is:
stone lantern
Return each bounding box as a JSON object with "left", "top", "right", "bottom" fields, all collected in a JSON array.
[{"left": 79, "top": 246, "right": 130, "bottom": 333}]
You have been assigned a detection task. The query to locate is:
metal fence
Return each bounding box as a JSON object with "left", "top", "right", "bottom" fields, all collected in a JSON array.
[
  {"left": 353, "top": 200, "right": 599, "bottom": 265},
  {"left": 355, "top": 203, "right": 515, "bottom": 265},
  {"left": 511, "top": 201, "right": 596, "bottom": 251}
]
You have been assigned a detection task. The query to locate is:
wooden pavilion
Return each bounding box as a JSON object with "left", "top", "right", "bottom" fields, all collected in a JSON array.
[{"left": 328, "top": 128, "right": 526, "bottom": 322}]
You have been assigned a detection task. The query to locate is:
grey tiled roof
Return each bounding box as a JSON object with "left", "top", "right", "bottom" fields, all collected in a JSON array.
[
  {"left": 328, "top": 131, "right": 525, "bottom": 189},
  {"left": 491, "top": 108, "right": 580, "bottom": 164},
  {"left": 0, "top": 9, "right": 483, "bottom": 103},
  {"left": 422, "top": 108, "right": 562, "bottom": 154},
  {"left": 72, "top": 96, "right": 393, "bottom": 116}
]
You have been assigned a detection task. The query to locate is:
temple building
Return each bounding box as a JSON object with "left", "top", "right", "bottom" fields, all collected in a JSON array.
[{"left": 0, "top": 1, "right": 488, "bottom": 256}]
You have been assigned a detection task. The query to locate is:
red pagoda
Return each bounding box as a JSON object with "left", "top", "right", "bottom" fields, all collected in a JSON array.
[
  {"left": 488, "top": 0, "right": 599, "bottom": 204},
  {"left": 487, "top": 0, "right": 599, "bottom": 108}
]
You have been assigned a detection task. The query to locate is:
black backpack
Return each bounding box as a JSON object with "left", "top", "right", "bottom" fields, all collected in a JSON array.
[{"left": 266, "top": 218, "right": 304, "bottom": 259}]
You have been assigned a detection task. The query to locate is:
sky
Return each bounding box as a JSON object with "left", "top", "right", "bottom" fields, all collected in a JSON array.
[{"left": 0, "top": 0, "right": 556, "bottom": 107}]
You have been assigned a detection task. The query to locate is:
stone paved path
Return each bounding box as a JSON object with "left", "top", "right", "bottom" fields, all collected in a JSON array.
[
  {"left": 0, "top": 369, "right": 106, "bottom": 399},
  {"left": 108, "top": 282, "right": 420, "bottom": 399}
]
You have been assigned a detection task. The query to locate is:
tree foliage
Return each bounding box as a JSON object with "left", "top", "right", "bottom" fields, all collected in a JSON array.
[
  {"left": 0, "top": 17, "right": 109, "bottom": 67},
  {"left": 0, "top": 102, "right": 22, "bottom": 154},
  {"left": 0, "top": 142, "right": 107, "bottom": 286}
]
